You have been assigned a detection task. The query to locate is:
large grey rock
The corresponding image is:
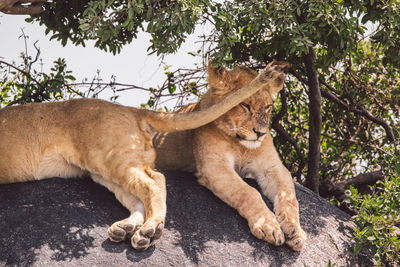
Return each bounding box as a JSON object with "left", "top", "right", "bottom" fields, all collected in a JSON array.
[{"left": 0, "top": 171, "right": 371, "bottom": 267}]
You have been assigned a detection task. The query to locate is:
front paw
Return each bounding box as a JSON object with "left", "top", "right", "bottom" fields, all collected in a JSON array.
[
  {"left": 276, "top": 211, "right": 306, "bottom": 251},
  {"left": 285, "top": 226, "right": 306, "bottom": 251},
  {"left": 249, "top": 213, "right": 285, "bottom": 246}
]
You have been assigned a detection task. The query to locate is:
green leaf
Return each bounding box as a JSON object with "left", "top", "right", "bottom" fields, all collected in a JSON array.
[
  {"left": 79, "top": 23, "right": 91, "bottom": 31},
  {"left": 353, "top": 242, "right": 363, "bottom": 255},
  {"left": 128, "top": 8, "right": 135, "bottom": 19},
  {"left": 121, "top": 19, "right": 130, "bottom": 27},
  {"left": 146, "top": 5, "right": 153, "bottom": 20},
  {"left": 168, "top": 85, "right": 176, "bottom": 94}
]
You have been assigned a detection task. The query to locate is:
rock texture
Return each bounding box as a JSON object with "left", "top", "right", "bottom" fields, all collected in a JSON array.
[{"left": 0, "top": 171, "right": 371, "bottom": 267}]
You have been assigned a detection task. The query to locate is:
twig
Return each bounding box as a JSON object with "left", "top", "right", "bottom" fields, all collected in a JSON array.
[
  {"left": 28, "top": 40, "right": 41, "bottom": 73},
  {"left": 0, "top": 59, "right": 48, "bottom": 105},
  {"left": 290, "top": 68, "right": 395, "bottom": 143},
  {"left": 271, "top": 89, "right": 306, "bottom": 180},
  {"left": 319, "top": 79, "right": 395, "bottom": 142}
]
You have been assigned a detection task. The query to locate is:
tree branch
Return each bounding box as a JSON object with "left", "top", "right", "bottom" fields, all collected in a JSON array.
[
  {"left": 290, "top": 68, "right": 395, "bottom": 142},
  {"left": 0, "top": 59, "right": 51, "bottom": 105},
  {"left": 319, "top": 170, "right": 384, "bottom": 199},
  {"left": 0, "top": 0, "right": 44, "bottom": 14},
  {"left": 0, "top": 59, "right": 44, "bottom": 90}
]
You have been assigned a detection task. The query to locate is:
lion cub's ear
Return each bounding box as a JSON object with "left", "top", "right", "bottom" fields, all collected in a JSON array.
[{"left": 207, "top": 62, "right": 228, "bottom": 95}]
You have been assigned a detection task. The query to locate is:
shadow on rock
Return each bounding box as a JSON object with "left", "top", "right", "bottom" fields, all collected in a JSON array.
[
  {"left": 162, "top": 171, "right": 369, "bottom": 266},
  {"left": 101, "top": 238, "right": 156, "bottom": 263},
  {"left": 163, "top": 172, "right": 300, "bottom": 265},
  {"left": 0, "top": 172, "right": 372, "bottom": 266},
  {"left": 0, "top": 177, "right": 127, "bottom": 266}
]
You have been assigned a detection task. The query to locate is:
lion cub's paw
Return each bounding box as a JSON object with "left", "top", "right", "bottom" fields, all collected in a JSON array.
[
  {"left": 285, "top": 227, "right": 306, "bottom": 251},
  {"left": 131, "top": 219, "right": 164, "bottom": 251},
  {"left": 249, "top": 214, "right": 285, "bottom": 246},
  {"left": 276, "top": 212, "right": 306, "bottom": 251},
  {"left": 108, "top": 220, "right": 141, "bottom": 242},
  {"left": 259, "top": 61, "right": 291, "bottom": 83}
]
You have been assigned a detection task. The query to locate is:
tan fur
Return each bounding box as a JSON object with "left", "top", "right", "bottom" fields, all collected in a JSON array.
[
  {"left": 154, "top": 61, "right": 307, "bottom": 251},
  {"left": 0, "top": 62, "right": 285, "bottom": 250}
]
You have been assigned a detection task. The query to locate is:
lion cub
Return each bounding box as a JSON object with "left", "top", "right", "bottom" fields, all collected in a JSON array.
[
  {"left": 0, "top": 61, "right": 289, "bottom": 250},
  {"left": 154, "top": 61, "right": 307, "bottom": 251}
]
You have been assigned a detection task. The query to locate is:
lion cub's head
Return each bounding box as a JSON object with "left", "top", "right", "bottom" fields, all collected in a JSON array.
[{"left": 203, "top": 61, "right": 287, "bottom": 149}]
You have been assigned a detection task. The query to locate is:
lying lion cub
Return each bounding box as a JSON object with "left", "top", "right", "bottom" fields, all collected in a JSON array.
[
  {"left": 0, "top": 61, "right": 289, "bottom": 251},
  {"left": 154, "top": 61, "right": 307, "bottom": 251}
]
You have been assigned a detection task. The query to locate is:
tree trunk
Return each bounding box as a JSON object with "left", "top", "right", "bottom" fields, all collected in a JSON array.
[{"left": 303, "top": 48, "right": 322, "bottom": 194}]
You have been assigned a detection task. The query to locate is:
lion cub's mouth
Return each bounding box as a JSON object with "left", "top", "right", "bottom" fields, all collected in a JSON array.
[
  {"left": 236, "top": 133, "right": 245, "bottom": 141},
  {"left": 236, "top": 133, "right": 263, "bottom": 149}
]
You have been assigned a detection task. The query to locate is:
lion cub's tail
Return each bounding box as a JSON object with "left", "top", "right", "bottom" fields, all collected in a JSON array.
[{"left": 141, "top": 61, "right": 290, "bottom": 132}]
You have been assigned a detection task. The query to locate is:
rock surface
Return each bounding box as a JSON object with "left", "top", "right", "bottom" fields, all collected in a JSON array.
[{"left": 0, "top": 171, "right": 371, "bottom": 267}]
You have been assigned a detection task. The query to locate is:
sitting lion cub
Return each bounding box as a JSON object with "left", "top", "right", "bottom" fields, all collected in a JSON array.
[
  {"left": 0, "top": 61, "right": 289, "bottom": 251},
  {"left": 154, "top": 61, "right": 306, "bottom": 251}
]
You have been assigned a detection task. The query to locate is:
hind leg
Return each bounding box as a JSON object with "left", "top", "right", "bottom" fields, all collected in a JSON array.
[
  {"left": 91, "top": 174, "right": 145, "bottom": 242},
  {"left": 106, "top": 166, "right": 166, "bottom": 250},
  {"left": 128, "top": 167, "right": 166, "bottom": 250}
]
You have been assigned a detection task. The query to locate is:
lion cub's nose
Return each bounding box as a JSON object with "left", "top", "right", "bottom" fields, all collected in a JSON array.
[{"left": 253, "top": 128, "right": 266, "bottom": 138}]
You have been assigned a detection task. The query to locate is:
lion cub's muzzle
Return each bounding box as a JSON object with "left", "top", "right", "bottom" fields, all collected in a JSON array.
[
  {"left": 253, "top": 128, "right": 266, "bottom": 138},
  {"left": 236, "top": 128, "right": 267, "bottom": 144}
]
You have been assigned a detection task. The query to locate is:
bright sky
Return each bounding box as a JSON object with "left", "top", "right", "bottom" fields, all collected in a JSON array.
[{"left": 0, "top": 13, "right": 203, "bottom": 107}]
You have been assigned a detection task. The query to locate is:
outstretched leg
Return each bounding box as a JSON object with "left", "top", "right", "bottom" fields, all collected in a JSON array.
[
  {"left": 253, "top": 147, "right": 307, "bottom": 251},
  {"left": 196, "top": 163, "right": 285, "bottom": 246}
]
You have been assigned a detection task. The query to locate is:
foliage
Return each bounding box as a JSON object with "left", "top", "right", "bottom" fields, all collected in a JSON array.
[
  {"left": 28, "top": 0, "right": 208, "bottom": 55},
  {"left": 325, "top": 259, "right": 337, "bottom": 267},
  {"left": 0, "top": 54, "right": 78, "bottom": 107},
  {"left": 0, "top": 36, "right": 202, "bottom": 108},
  {"left": 0, "top": 32, "right": 116, "bottom": 106},
  {"left": 345, "top": 144, "right": 400, "bottom": 266},
  {"left": 275, "top": 40, "right": 400, "bottom": 182},
  {"left": 28, "top": 1, "right": 400, "bottom": 64}
]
